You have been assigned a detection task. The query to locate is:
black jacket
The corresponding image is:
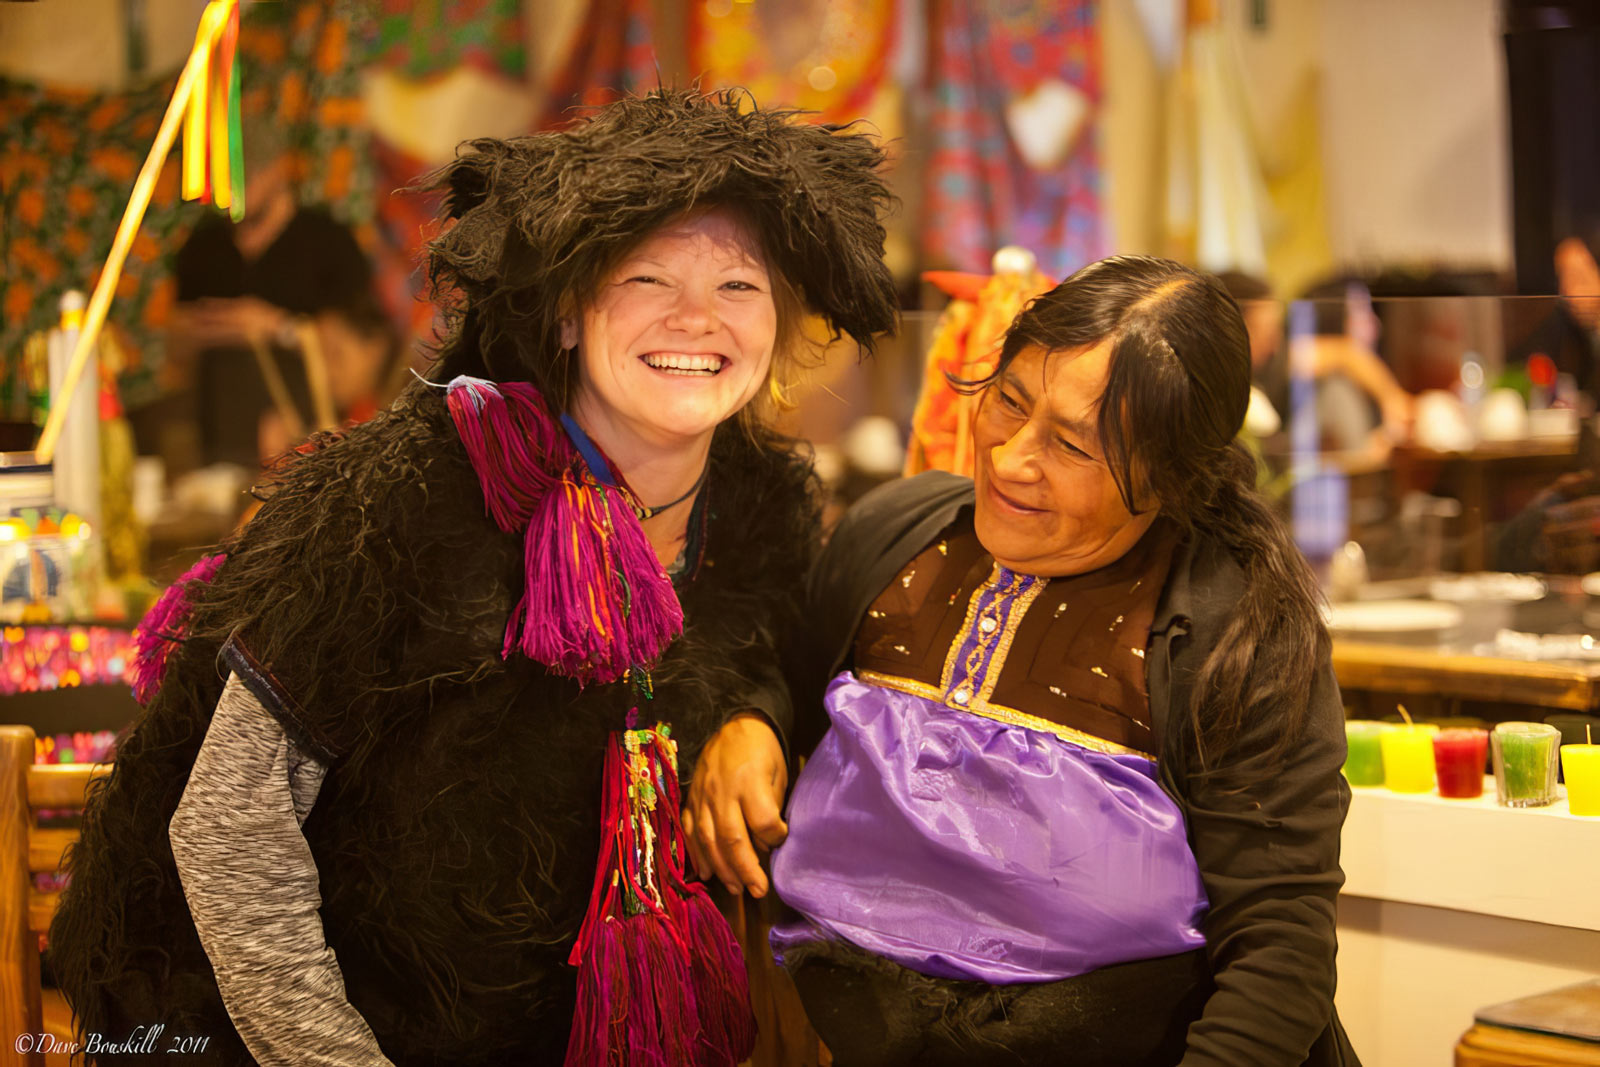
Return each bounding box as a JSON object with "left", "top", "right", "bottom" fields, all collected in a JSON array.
[{"left": 781, "top": 472, "right": 1359, "bottom": 1067}]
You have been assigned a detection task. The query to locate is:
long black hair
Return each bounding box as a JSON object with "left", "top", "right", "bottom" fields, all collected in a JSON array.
[{"left": 968, "top": 255, "right": 1325, "bottom": 771}]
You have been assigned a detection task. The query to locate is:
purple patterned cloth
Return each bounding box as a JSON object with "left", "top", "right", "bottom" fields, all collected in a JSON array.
[{"left": 771, "top": 672, "right": 1207, "bottom": 984}]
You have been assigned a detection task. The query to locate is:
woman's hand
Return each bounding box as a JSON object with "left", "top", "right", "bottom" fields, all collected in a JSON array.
[{"left": 683, "top": 712, "right": 787, "bottom": 898}]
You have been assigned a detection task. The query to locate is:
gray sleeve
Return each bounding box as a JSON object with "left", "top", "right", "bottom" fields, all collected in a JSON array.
[{"left": 169, "top": 673, "right": 395, "bottom": 1067}]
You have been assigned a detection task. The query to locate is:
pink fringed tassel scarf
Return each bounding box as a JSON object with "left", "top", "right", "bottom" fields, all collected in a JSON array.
[
  {"left": 130, "top": 552, "right": 227, "bottom": 705},
  {"left": 442, "top": 376, "right": 753, "bottom": 1064},
  {"left": 444, "top": 375, "right": 684, "bottom": 684},
  {"left": 566, "top": 724, "right": 756, "bottom": 1067}
]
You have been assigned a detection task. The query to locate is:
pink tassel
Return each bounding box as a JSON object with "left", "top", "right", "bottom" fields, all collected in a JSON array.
[
  {"left": 569, "top": 736, "right": 710, "bottom": 1065},
  {"left": 444, "top": 376, "right": 565, "bottom": 533},
  {"left": 623, "top": 912, "right": 699, "bottom": 1066},
  {"left": 565, "top": 914, "right": 626, "bottom": 1067},
  {"left": 443, "top": 375, "right": 684, "bottom": 684},
  {"left": 669, "top": 888, "right": 758, "bottom": 1067},
  {"left": 593, "top": 478, "right": 685, "bottom": 671},
  {"left": 130, "top": 553, "right": 226, "bottom": 705}
]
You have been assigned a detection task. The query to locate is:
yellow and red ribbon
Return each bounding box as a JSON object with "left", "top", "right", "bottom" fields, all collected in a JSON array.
[{"left": 181, "top": 0, "right": 243, "bottom": 219}]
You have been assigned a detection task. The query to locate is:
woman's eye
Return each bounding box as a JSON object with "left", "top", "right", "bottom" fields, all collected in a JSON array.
[
  {"left": 721, "top": 280, "right": 760, "bottom": 292},
  {"left": 998, "top": 390, "right": 1024, "bottom": 412},
  {"left": 1056, "top": 437, "right": 1089, "bottom": 458},
  {"left": 627, "top": 275, "right": 661, "bottom": 285}
]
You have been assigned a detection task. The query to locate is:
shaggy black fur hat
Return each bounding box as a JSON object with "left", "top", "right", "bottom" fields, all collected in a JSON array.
[{"left": 425, "top": 87, "right": 899, "bottom": 401}]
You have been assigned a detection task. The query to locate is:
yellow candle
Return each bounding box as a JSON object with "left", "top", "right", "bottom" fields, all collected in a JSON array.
[
  {"left": 1381, "top": 723, "right": 1439, "bottom": 793},
  {"left": 1562, "top": 744, "right": 1600, "bottom": 816}
]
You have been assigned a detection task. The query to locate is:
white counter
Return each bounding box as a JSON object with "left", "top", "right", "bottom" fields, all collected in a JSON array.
[{"left": 1335, "top": 781, "right": 1600, "bottom": 1067}]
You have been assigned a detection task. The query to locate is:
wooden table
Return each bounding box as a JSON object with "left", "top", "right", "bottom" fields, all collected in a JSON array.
[
  {"left": 1333, "top": 640, "right": 1600, "bottom": 712},
  {"left": 1332, "top": 578, "right": 1600, "bottom": 715},
  {"left": 1457, "top": 980, "right": 1600, "bottom": 1066}
]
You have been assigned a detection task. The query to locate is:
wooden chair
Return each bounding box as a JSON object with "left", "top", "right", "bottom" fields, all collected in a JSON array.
[{"left": 0, "top": 725, "right": 110, "bottom": 1067}]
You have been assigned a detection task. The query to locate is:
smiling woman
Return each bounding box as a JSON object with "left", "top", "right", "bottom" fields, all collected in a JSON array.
[
  {"left": 565, "top": 208, "right": 780, "bottom": 534},
  {"left": 971, "top": 340, "right": 1160, "bottom": 577},
  {"left": 50, "top": 88, "right": 898, "bottom": 1067},
  {"left": 728, "top": 256, "right": 1361, "bottom": 1065}
]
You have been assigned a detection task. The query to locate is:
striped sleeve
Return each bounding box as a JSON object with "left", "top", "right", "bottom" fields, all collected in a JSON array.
[{"left": 169, "top": 673, "right": 394, "bottom": 1067}]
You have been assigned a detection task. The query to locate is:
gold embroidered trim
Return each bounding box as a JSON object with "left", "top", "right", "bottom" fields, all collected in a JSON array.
[
  {"left": 939, "top": 562, "right": 1000, "bottom": 691},
  {"left": 972, "top": 573, "right": 1046, "bottom": 710},
  {"left": 857, "top": 670, "right": 1152, "bottom": 759}
]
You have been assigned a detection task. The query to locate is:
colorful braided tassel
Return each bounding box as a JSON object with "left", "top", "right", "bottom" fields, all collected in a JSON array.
[
  {"left": 443, "top": 376, "right": 684, "bottom": 684},
  {"left": 130, "top": 552, "right": 226, "bottom": 705},
  {"left": 566, "top": 724, "right": 757, "bottom": 1067}
]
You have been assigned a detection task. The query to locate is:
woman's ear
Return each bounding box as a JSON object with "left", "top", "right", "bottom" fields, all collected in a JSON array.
[{"left": 559, "top": 316, "right": 579, "bottom": 351}]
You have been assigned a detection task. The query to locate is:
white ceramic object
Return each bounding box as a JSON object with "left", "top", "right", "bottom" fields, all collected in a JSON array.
[
  {"left": 1324, "top": 599, "right": 1464, "bottom": 634},
  {"left": 1413, "top": 390, "right": 1475, "bottom": 452},
  {"left": 1527, "top": 406, "right": 1578, "bottom": 439},
  {"left": 1478, "top": 388, "right": 1528, "bottom": 442},
  {"left": 1427, "top": 573, "right": 1546, "bottom": 603}
]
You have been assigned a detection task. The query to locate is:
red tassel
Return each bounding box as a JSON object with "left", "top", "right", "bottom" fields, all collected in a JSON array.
[
  {"left": 565, "top": 910, "right": 625, "bottom": 1067},
  {"left": 668, "top": 888, "right": 758, "bottom": 1066}
]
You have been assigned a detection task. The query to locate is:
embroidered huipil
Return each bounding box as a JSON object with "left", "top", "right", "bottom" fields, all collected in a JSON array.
[{"left": 772, "top": 522, "right": 1208, "bottom": 984}]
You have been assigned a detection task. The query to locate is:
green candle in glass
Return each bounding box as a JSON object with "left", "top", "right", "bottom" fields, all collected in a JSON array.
[
  {"left": 1343, "top": 721, "right": 1387, "bottom": 786},
  {"left": 1492, "top": 722, "right": 1560, "bottom": 808}
]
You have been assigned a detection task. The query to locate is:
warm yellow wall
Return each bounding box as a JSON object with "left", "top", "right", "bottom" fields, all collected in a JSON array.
[
  {"left": 1100, "top": 0, "right": 1511, "bottom": 276},
  {"left": 0, "top": 0, "right": 207, "bottom": 88},
  {"left": 1102, "top": 0, "right": 1166, "bottom": 256}
]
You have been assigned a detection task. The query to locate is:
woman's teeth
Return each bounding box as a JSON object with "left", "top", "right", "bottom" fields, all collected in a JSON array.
[{"left": 642, "top": 353, "right": 724, "bottom": 376}]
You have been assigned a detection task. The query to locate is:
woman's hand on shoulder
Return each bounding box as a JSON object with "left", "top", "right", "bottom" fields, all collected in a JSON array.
[{"left": 683, "top": 712, "right": 787, "bottom": 898}]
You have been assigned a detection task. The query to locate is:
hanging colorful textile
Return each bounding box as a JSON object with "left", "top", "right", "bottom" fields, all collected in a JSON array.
[
  {"left": 371, "top": 0, "right": 527, "bottom": 81},
  {"left": 690, "top": 0, "right": 901, "bottom": 135},
  {"left": 0, "top": 76, "right": 183, "bottom": 408},
  {"left": 236, "top": 0, "right": 375, "bottom": 222},
  {"left": 539, "top": 0, "right": 658, "bottom": 122},
  {"left": 922, "top": 0, "right": 1105, "bottom": 280},
  {"left": 1160, "top": 5, "right": 1268, "bottom": 277}
]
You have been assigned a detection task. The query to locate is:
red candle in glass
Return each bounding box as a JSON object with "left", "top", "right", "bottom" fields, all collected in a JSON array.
[{"left": 1433, "top": 728, "right": 1489, "bottom": 798}]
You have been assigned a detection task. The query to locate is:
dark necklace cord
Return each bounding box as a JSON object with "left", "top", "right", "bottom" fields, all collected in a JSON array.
[{"left": 631, "top": 464, "right": 708, "bottom": 522}]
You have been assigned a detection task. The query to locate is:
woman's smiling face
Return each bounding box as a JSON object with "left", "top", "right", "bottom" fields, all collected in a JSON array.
[
  {"left": 566, "top": 207, "right": 777, "bottom": 452},
  {"left": 972, "top": 340, "right": 1158, "bottom": 577}
]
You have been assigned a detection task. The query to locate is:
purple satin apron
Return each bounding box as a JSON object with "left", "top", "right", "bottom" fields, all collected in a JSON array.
[{"left": 771, "top": 671, "right": 1208, "bottom": 984}]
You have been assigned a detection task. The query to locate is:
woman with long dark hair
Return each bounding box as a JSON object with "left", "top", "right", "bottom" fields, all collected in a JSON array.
[{"left": 693, "top": 255, "right": 1359, "bottom": 1065}]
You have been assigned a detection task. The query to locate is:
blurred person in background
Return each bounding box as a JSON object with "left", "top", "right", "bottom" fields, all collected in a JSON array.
[
  {"left": 1221, "top": 271, "right": 1414, "bottom": 456},
  {"left": 165, "top": 121, "right": 375, "bottom": 467},
  {"left": 255, "top": 295, "right": 404, "bottom": 460},
  {"left": 1513, "top": 225, "right": 1600, "bottom": 405}
]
